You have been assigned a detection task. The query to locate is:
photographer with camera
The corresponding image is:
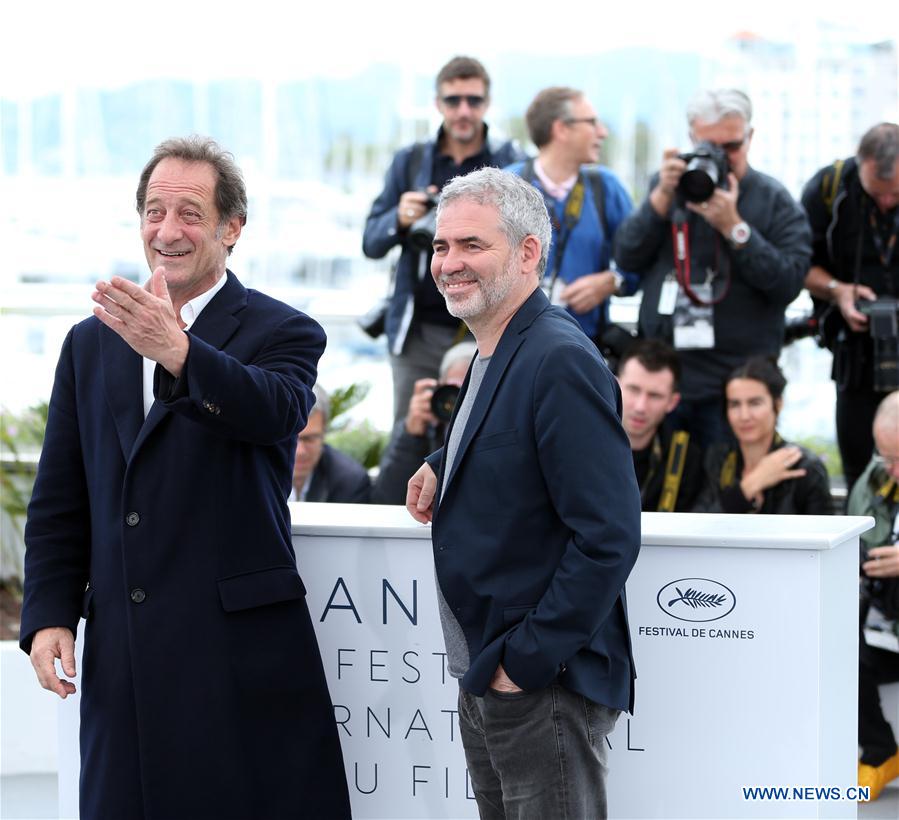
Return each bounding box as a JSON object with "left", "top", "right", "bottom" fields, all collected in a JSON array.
[
  {"left": 614, "top": 89, "right": 811, "bottom": 448},
  {"left": 362, "top": 56, "right": 524, "bottom": 425},
  {"left": 371, "top": 341, "right": 476, "bottom": 505},
  {"left": 801, "top": 123, "right": 899, "bottom": 494},
  {"left": 505, "top": 87, "right": 637, "bottom": 349},
  {"left": 291, "top": 383, "right": 371, "bottom": 504},
  {"left": 850, "top": 391, "right": 899, "bottom": 801}
]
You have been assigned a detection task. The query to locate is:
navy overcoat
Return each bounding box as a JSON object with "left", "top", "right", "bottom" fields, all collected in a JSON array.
[{"left": 21, "top": 271, "right": 351, "bottom": 819}]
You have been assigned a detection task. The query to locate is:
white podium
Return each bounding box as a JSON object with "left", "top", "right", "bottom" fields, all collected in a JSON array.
[{"left": 59, "top": 506, "right": 872, "bottom": 819}]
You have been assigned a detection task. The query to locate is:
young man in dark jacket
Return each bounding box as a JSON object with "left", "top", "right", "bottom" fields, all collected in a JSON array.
[{"left": 616, "top": 339, "right": 704, "bottom": 512}]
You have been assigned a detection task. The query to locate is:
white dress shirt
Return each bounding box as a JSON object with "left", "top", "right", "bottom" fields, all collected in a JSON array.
[{"left": 142, "top": 273, "right": 229, "bottom": 418}]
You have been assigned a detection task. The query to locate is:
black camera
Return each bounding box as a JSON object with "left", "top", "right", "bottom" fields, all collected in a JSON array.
[
  {"left": 783, "top": 312, "right": 820, "bottom": 346},
  {"left": 676, "top": 141, "right": 730, "bottom": 203},
  {"left": 408, "top": 192, "right": 440, "bottom": 252},
  {"left": 430, "top": 384, "right": 460, "bottom": 423},
  {"left": 857, "top": 297, "right": 899, "bottom": 392}
]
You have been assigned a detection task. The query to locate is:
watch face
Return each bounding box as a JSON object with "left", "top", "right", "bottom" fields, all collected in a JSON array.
[{"left": 731, "top": 222, "right": 751, "bottom": 245}]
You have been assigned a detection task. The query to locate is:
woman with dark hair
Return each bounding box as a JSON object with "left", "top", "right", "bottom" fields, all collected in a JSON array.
[{"left": 694, "top": 356, "right": 833, "bottom": 514}]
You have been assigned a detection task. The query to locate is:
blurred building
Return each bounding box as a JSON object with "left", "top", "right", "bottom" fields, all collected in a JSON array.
[{"left": 703, "top": 22, "right": 898, "bottom": 195}]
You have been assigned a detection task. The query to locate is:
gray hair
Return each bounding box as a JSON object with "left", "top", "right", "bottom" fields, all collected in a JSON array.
[
  {"left": 439, "top": 341, "right": 478, "bottom": 380},
  {"left": 686, "top": 89, "right": 753, "bottom": 130},
  {"left": 436, "top": 168, "right": 552, "bottom": 277},
  {"left": 857, "top": 123, "right": 899, "bottom": 180},
  {"left": 136, "top": 135, "right": 248, "bottom": 255},
  {"left": 309, "top": 383, "right": 331, "bottom": 428}
]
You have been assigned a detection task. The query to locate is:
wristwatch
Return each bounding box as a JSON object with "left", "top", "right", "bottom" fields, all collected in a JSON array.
[
  {"left": 826, "top": 278, "right": 840, "bottom": 300},
  {"left": 729, "top": 221, "right": 751, "bottom": 248}
]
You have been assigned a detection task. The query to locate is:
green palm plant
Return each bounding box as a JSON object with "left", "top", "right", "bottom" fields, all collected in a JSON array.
[{"left": 1, "top": 402, "right": 48, "bottom": 532}]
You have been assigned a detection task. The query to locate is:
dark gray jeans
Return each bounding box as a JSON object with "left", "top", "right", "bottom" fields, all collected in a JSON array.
[{"left": 458, "top": 683, "right": 620, "bottom": 820}]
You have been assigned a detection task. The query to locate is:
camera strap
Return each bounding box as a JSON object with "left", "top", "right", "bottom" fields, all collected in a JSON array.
[
  {"left": 670, "top": 218, "right": 731, "bottom": 306},
  {"left": 876, "top": 475, "right": 899, "bottom": 506},
  {"left": 538, "top": 176, "right": 587, "bottom": 298},
  {"left": 868, "top": 205, "right": 899, "bottom": 270},
  {"left": 645, "top": 430, "right": 690, "bottom": 512}
]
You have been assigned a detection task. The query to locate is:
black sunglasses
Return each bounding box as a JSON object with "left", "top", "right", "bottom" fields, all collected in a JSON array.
[
  {"left": 718, "top": 138, "right": 746, "bottom": 153},
  {"left": 690, "top": 134, "right": 748, "bottom": 153},
  {"left": 441, "top": 95, "right": 486, "bottom": 109}
]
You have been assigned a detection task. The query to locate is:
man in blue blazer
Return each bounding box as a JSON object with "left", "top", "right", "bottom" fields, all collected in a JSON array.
[
  {"left": 407, "top": 168, "right": 641, "bottom": 818},
  {"left": 20, "top": 137, "right": 350, "bottom": 819}
]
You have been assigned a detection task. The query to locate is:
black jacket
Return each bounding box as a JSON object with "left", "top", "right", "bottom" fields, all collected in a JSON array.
[
  {"left": 370, "top": 420, "right": 442, "bottom": 505},
  {"left": 633, "top": 426, "right": 704, "bottom": 512},
  {"left": 800, "top": 157, "right": 899, "bottom": 388},
  {"left": 694, "top": 436, "right": 833, "bottom": 515},
  {"left": 306, "top": 444, "right": 371, "bottom": 503},
  {"left": 614, "top": 168, "right": 811, "bottom": 401}
]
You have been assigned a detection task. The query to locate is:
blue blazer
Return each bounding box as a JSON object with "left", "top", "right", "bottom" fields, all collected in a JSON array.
[
  {"left": 428, "top": 288, "right": 641, "bottom": 712},
  {"left": 21, "top": 272, "right": 350, "bottom": 819}
]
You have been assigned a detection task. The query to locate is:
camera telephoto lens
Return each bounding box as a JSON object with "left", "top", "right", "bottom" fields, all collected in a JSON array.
[
  {"left": 679, "top": 159, "right": 719, "bottom": 203},
  {"left": 676, "top": 142, "right": 729, "bottom": 204}
]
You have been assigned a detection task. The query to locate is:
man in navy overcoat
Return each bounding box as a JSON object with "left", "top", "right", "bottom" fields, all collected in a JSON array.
[
  {"left": 20, "top": 136, "right": 350, "bottom": 819},
  {"left": 407, "top": 168, "right": 640, "bottom": 819}
]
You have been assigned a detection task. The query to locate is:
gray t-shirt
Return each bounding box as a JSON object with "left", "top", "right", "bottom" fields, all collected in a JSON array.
[{"left": 436, "top": 354, "right": 491, "bottom": 678}]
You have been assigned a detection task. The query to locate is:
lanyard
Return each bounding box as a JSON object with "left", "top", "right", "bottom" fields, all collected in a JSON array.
[
  {"left": 868, "top": 205, "right": 899, "bottom": 269},
  {"left": 641, "top": 431, "right": 690, "bottom": 512},
  {"left": 540, "top": 176, "right": 587, "bottom": 297},
  {"left": 670, "top": 220, "right": 731, "bottom": 307}
]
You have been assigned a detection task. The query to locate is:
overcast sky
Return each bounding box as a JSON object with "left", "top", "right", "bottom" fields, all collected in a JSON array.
[{"left": 3, "top": 0, "right": 898, "bottom": 96}]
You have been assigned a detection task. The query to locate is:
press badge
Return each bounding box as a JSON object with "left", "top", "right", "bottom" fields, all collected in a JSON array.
[
  {"left": 672, "top": 283, "right": 715, "bottom": 349},
  {"left": 657, "top": 273, "right": 678, "bottom": 316},
  {"left": 549, "top": 276, "right": 567, "bottom": 307}
]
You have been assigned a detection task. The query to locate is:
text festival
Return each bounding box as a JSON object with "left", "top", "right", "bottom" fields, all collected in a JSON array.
[{"left": 317, "top": 576, "right": 646, "bottom": 799}]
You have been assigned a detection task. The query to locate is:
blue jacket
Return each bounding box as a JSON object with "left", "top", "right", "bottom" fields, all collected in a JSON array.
[
  {"left": 363, "top": 129, "right": 525, "bottom": 354},
  {"left": 506, "top": 161, "right": 638, "bottom": 339},
  {"left": 20, "top": 272, "right": 350, "bottom": 819},
  {"left": 427, "top": 288, "right": 641, "bottom": 711}
]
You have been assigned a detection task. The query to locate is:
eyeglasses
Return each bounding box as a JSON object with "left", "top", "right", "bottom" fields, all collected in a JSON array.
[
  {"left": 441, "top": 95, "right": 486, "bottom": 109},
  {"left": 718, "top": 138, "right": 747, "bottom": 153},
  {"left": 564, "top": 117, "right": 599, "bottom": 128},
  {"left": 690, "top": 132, "right": 749, "bottom": 153},
  {"left": 693, "top": 137, "right": 746, "bottom": 153}
]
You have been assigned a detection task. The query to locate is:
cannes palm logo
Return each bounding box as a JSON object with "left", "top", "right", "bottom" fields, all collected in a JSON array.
[{"left": 657, "top": 578, "right": 736, "bottom": 622}]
